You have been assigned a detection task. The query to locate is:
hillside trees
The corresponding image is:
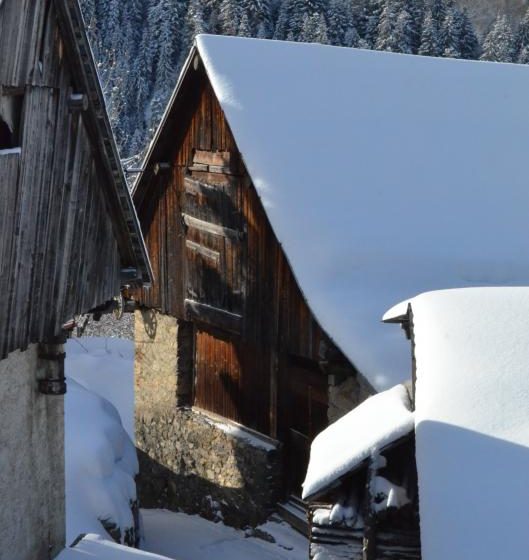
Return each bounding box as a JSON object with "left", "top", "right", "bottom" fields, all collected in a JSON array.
[{"left": 79, "top": 0, "right": 514, "bottom": 160}]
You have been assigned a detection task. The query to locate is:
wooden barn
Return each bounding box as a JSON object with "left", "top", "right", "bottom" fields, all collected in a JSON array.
[
  {"left": 0, "top": 0, "right": 151, "bottom": 557},
  {"left": 131, "top": 33, "right": 529, "bottom": 529},
  {"left": 132, "top": 36, "right": 372, "bottom": 526},
  {"left": 302, "top": 385, "right": 420, "bottom": 560}
]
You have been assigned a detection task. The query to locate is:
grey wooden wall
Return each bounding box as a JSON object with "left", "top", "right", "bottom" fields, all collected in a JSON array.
[{"left": 0, "top": 0, "right": 134, "bottom": 358}]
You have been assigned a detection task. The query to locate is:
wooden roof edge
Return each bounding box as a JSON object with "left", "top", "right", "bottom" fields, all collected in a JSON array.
[
  {"left": 53, "top": 0, "right": 153, "bottom": 288},
  {"left": 303, "top": 431, "right": 415, "bottom": 503},
  {"left": 132, "top": 43, "right": 199, "bottom": 204}
]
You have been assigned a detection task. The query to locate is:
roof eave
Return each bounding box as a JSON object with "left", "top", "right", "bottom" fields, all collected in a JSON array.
[
  {"left": 132, "top": 43, "right": 199, "bottom": 201},
  {"left": 54, "top": 0, "right": 153, "bottom": 286}
]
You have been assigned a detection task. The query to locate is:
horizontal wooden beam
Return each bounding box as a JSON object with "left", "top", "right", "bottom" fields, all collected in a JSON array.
[
  {"left": 189, "top": 170, "right": 238, "bottom": 187},
  {"left": 182, "top": 213, "right": 243, "bottom": 241},
  {"left": 184, "top": 299, "right": 242, "bottom": 335},
  {"left": 184, "top": 176, "right": 218, "bottom": 196},
  {"left": 193, "top": 150, "right": 232, "bottom": 168},
  {"left": 185, "top": 239, "right": 220, "bottom": 263}
]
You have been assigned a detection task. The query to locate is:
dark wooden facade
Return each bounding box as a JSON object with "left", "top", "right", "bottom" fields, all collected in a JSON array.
[
  {"left": 133, "top": 50, "right": 367, "bottom": 496},
  {"left": 0, "top": 0, "right": 151, "bottom": 359}
]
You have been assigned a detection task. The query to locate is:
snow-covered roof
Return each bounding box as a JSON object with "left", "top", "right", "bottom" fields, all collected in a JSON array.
[
  {"left": 389, "top": 287, "right": 529, "bottom": 560},
  {"left": 302, "top": 384, "right": 414, "bottom": 500},
  {"left": 147, "top": 34, "right": 529, "bottom": 390}
]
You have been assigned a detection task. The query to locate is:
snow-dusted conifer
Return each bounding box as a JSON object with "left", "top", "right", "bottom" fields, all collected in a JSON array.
[
  {"left": 515, "top": 7, "right": 529, "bottom": 59},
  {"left": 481, "top": 14, "right": 515, "bottom": 63},
  {"left": 393, "top": 8, "right": 414, "bottom": 54},
  {"left": 459, "top": 8, "right": 480, "bottom": 59},
  {"left": 344, "top": 26, "right": 361, "bottom": 48},
  {"left": 219, "top": 0, "right": 241, "bottom": 36},
  {"left": 274, "top": 0, "right": 292, "bottom": 40},
  {"left": 419, "top": 10, "right": 441, "bottom": 56},
  {"left": 238, "top": 13, "right": 252, "bottom": 37},
  {"left": 300, "top": 12, "right": 328, "bottom": 44},
  {"left": 375, "top": 0, "right": 397, "bottom": 51},
  {"left": 442, "top": 7, "right": 463, "bottom": 58},
  {"left": 518, "top": 45, "right": 529, "bottom": 64}
]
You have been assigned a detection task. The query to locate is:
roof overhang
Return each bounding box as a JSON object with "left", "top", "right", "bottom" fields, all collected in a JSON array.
[{"left": 54, "top": 0, "right": 153, "bottom": 287}]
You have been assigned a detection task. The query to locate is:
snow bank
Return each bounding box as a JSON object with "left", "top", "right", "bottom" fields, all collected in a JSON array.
[
  {"left": 66, "top": 337, "right": 135, "bottom": 438},
  {"left": 404, "top": 287, "right": 529, "bottom": 560},
  {"left": 65, "top": 378, "right": 139, "bottom": 545},
  {"left": 302, "top": 385, "right": 413, "bottom": 500},
  {"left": 195, "top": 35, "right": 529, "bottom": 390},
  {"left": 57, "top": 533, "right": 172, "bottom": 559}
]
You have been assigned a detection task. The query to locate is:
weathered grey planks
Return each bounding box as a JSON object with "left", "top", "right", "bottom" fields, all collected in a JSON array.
[{"left": 0, "top": 0, "right": 148, "bottom": 359}]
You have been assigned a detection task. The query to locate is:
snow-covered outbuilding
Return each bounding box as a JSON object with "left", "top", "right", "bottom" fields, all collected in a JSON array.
[
  {"left": 131, "top": 34, "right": 529, "bottom": 525},
  {"left": 302, "top": 385, "right": 419, "bottom": 559},
  {"left": 0, "top": 1, "right": 151, "bottom": 558},
  {"left": 383, "top": 288, "right": 529, "bottom": 560}
]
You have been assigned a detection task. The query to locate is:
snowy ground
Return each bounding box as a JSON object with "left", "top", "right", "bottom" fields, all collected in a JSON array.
[
  {"left": 64, "top": 337, "right": 308, "bottom": 560},
  {"left": 141, "top": 510, "right": 307, "bottom": 560}
]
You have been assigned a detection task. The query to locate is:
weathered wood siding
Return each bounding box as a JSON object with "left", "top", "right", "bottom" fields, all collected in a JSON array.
[
  {"left": 0, "top": 0, "right": 125, "bottom": 359},
  {"left": 134, "top": 65, "right": 363, "bottom": 494}
]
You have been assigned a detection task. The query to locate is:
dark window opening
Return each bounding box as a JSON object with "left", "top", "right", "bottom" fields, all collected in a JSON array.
[
  {"left": 0, "top": 92, "right": 23, "bottom": 150},
  {"left": 0, "top": 116, "right": 13, "bottom": 149}
]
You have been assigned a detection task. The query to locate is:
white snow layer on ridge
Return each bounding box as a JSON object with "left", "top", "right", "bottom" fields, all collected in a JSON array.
[
  {"left": 302, "top": 384, "right": 413, "bottom": 499},
  {"left": 65, "top": 378, "right": 139, "bottom": 544},
  {"left": 408, "top": 287, "right": 529, "bottom": 560},
  {"left": 57, "top": 534, "right": 172, "bottom": 559},
  {"left": 196, "top": 34, "right": 529, "bottom": 390}
]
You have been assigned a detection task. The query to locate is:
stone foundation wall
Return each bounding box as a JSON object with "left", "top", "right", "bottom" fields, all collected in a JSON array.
[
  {"left": 136, "top": 408, "right": 282, "bottom": 527},
  {"left": 0, "top": 345, "right": 65, "bottom": 560},
  {"left": 134, "top": 309, "right": 281, "bottom": 527}
]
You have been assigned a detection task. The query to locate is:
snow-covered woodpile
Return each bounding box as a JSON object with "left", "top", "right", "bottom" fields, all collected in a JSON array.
[
  {"left": 0, "top": 0, "right": 151, "bottom": 361},
  {"left": 303, "top": 386, "right": 420, "bottom": 560}
]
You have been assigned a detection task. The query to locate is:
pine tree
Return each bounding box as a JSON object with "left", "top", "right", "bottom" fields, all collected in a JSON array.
[
  {"left": 240, "top": 0, "right": 273, "bottom": 37},
  {"left": 515, "top": 7, "right": 529, "bottom": 59},
  {"left": 299, "top": 12, "right": 328, "bottom": 44},
  {"left": 238, "top": 13, "right": 252, "bottom": 37},
  {"left": 344, "top": 25, "right": 361, "bottom": 48},
  {"left": 375, "top": 0, "right": 398, "bottom": 52},
  {"left": 274, "top": 0, "right": 293, "bottom": 40},
  {"left": 219, "top": 0, "right": 241, "bottom": 36},
  {"left": 518, "top": 45, "right": 529, "bottom": 64},
  {"left": 393, "top": 8, "right": 414, "bottom": 54},
  {"left": 481, "top": 14, "right": 515, "bottom": 63},
  {"left": 459, "top": 8, "right": 480, "bottom": 59},
  {"left": 419, "top": 10, "right": 441, "bottom": 56},
  {"left": 407, "top": 0, "right": 425, "bottom": 52},
  {"left": 443, "top": 7, "right": 463, "bottom": 58},
  {"left": 364, "top": 0, "right": 384, "bottom": 47},
  {"left": 327, "top": 0, "right": 348, "bottom": 46}
]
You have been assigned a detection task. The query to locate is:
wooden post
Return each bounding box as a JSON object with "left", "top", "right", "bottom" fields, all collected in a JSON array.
[{"left": 363, "top": 452, "right": 379, "bottom": 560}]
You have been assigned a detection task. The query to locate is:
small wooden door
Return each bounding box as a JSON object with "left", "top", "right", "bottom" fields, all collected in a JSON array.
[{"left": 281, "top": 362, "right": 328, "bottom": 497}]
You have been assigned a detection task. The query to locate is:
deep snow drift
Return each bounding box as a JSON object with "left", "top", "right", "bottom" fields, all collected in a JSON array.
[
  {"left": 64, "top": 337, "right": 306, "bottom": 559},
  {"left": 65, "top": 338, "right": 138, "bottom": 545},
  {"left": 388, "top": 288, "right": 529, "bottom": 560},
  {"left": 190, "top": 35, "right": 529, "bottom": 390}
]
